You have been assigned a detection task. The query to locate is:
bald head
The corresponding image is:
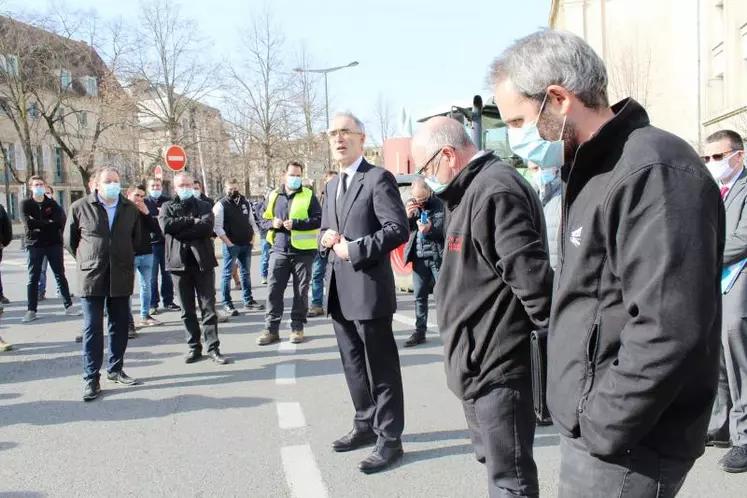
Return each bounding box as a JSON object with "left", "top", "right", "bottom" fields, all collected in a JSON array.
[
  {"left": 174, "top": 172, "right": 194, "bottom": 189},
  {"left": 411, "top": 178, "right": 431, "bottom": 203},
  {"left": 411, "top": 116, "right": 479, "bottom": 188}
]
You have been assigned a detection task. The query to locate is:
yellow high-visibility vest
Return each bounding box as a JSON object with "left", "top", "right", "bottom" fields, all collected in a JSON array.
[{"left": 263, "top": 188, "right": 319, "bottom": 250}]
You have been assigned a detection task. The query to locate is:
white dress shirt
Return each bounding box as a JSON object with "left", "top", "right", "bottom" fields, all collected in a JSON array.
[
  {"left": 213, "top": 197, "right": 259, "bottom": 241},
  {"left": 337, "top": 156, "right": 364, "bottom": 198}
]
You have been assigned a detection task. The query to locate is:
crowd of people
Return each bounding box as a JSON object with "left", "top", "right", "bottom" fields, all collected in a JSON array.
[{"left": 2, "top": 27, "right": 746, "bottom": 497}]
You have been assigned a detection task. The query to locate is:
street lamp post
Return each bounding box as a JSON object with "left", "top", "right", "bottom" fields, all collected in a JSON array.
[{"left": 293, "top": 61, "right": 359, "bottom": 170}]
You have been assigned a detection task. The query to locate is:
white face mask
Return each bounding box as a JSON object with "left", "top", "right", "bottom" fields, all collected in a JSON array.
[{"left": 707, "top": 152, "right": 739, "bottom": 182}]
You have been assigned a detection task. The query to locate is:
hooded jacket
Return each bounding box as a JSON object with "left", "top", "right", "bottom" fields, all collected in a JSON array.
[{"left": 435, "top": 151, "right": 554, "bottom": 401}]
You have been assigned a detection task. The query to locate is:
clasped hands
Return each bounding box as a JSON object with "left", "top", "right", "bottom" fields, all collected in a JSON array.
[{"left": 321, "top": 229, "right": 349, "bottom": 260}]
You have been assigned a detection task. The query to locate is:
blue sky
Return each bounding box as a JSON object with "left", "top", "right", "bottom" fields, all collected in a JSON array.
[{"left": 12, "top": 0, "right": 550, "bottom": 137}]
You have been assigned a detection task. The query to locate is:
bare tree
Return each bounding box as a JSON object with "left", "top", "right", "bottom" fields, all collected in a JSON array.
[
  {"left": 607, "top": 40, "right": 653, "bottom": 108},
  {"left": 229, "top": 9, "right": 293, "bottom": 187},
  {"left": 0, "top": 15, "right": 50, "bottom": 183},
  {"left": 372, "top": 93, "right": 395, "bottom": 145},
  {"left": 290, "top": 42, "right": 327, "bottom": 174},
  {"left": 125, "top": 0, "right": 219, "bottom": 170},
  {"left": 29, "top": 10, "right": 138, "bottom": 191}
]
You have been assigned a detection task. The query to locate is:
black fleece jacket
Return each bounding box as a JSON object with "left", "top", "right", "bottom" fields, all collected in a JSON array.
[{"left": 435, "top": 152, "right": 554, "bottom": 401}]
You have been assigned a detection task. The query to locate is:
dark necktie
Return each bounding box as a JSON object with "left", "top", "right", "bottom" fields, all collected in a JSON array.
[{"left": 336, "top": 172, "right": 348, "bottom": 223}]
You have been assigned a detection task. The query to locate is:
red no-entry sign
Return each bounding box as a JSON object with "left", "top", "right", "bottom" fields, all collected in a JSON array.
[
  {"left": 165, "top": 145, "right": 187, "bottom": 171},
  {"left": 154, "top": 165, "right": 163, "bottom": 180}
]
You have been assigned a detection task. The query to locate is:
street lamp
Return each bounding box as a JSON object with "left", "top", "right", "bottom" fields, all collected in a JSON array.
[{"left": 293, "top": 61, "right": 359, "bottom": 169}]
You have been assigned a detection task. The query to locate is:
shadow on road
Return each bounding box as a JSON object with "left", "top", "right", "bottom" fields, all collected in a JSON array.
[{"left": 0, "top": 394, "right": 270, "bottom": 428}]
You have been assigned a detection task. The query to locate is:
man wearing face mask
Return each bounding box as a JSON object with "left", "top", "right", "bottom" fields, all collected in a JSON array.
[
  {"left": 21, "top": 176, "right": 79, "bottom": 323},
  {"left": 703, "top": 130, "right": 747, "bottom": 473},
  {"left": 144, "top": 177, "right": 180, "bottom": 316},
  {"left": 213, "top": 178, "right": 263, "bottom": 316},
  {"left": 65, "top": 167, "right": 143, "bottom": 401},
  {"left": 527, "top": 161, "right": 562, "bottom": 270},
  {"left": 492, "top": 30, "right": 724, "bottom": 497},
  {"left": 161, "top": 172, "right": 229, "bottom": 365},
  {"left": 411, "top": 117, "right": 553, "bottom": 497},
  {"left": 258, "top": 160, "right": 321, "bottom": 345}
]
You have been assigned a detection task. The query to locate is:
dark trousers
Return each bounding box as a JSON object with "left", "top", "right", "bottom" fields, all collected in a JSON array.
[
  {"left": 412, "top": 258, "right": 439, "bottom": 333},
  {"left": 330, "top": 300, "right": 404, "bottom": 442},
  {"left": 558, "top": 435, "right": 694, "bottom": 498},
  {"left": 0, "top": 247, "right": 4, "bottom": 298},
  {"left": 265, "top": 251, "right": 314, "bottom": 333},
  {"left": 462, "top": 379, "right": 538, "bottom": 498},
  {"left": 81, "top": 296, "right": 130, "bottom": 381},
  {"left": 26, "top": 245, "right": 72, "bottom": 311},
  {"left": 172, "top": 268, "right": 219, "bottom": 353},
  {"left": 150, "top": 243, "right": 174, "bottom": 308}
]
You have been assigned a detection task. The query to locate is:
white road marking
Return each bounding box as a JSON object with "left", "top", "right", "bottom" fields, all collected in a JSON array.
[
  {"left": 275, "top": 364, "right": 296, "bottom": 385},
  {"left": 276, "top": 402, "right": 306, "bottom": 429},
  {"left": 393, "top": 312, "right": 436, "bottom": 329},
  {"left": 281, "top": 445, "right": 329, "bottom": 498},
  {"left": 278, "top": 340, "right": 297, "bottom": 354}
]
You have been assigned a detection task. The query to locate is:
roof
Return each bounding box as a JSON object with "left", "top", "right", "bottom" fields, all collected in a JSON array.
[{"left": 0, "top": 16, "right": 119, "bottom": 97}]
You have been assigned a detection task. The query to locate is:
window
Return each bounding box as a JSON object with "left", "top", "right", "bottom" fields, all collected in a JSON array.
[
  {"left": 57, "top": 106, "right": 65, "bottom": 124},
  {"left": 3, "top": 143, "right": 13, "bottom": 183},
  {"left": 60, "top": 70, "right": 72, "bottom": 90},
  {"left": 54, "top": 146, "right": 64, "bottom": 183},
  {"left": 28, "top": 102, "right": 39, "bottom": 119},
  {"left": 56, "top": 190, "right": 65, "bottom": 210},
  {"left": 77, "top": 111, "right": 88, "bottom": 128},
  {"left": 34, "top": 145, "right": 43, "bottom": 173},
  {"left": 0, "top": 55, "right": 19, "bottom": 77},
  {"left": 83, "top": 76, "right": 98, "bottom": 97},
  {"left": 713, "top": 46, "right": 725, "bottom": 78},
  {"left": 9, "top": 193, "right": 17, "bottom": 220}
]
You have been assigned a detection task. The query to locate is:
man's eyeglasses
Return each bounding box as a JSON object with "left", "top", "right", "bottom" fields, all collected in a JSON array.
[
  {"left": 327, "top": 128, "right": 363, "bottom": 140},
  {"left": 701, "top": 151, "right": 738, "bottom": 163},
  {"left": 416, "top": 148, "right": 447, "bottom": 176}
]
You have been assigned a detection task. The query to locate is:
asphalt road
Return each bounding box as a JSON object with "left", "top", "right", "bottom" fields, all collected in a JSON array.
[{"left": 0, "top": 241, "right": 744, "bottom": 497}]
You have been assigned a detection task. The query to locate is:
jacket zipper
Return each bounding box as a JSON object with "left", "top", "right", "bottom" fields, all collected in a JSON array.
[{"left": 577, "top": 313, "right": 601, "bottom": 414}]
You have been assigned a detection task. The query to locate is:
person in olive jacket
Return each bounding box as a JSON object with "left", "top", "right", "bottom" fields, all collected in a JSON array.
[
  {"left": 160, "top": 172, "right": 229, "bottom": 365},
  {"left": 64, "top": 167, "right": 143, "bottom": 401}
]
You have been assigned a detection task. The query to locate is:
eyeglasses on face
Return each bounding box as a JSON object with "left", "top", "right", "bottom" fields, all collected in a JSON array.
[
  {"left": 701, "top": 151, "right": 738, "bottom": 163},
  {"left": 327, "top": 128, "right": 362, "bottom": 140}
]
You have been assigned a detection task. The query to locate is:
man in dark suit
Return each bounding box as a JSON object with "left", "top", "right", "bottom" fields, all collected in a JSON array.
[
  {"left": 319, "top": 110, "right": 409, "bottom": 473},
  {"left": 705, "top": 129, "right": 747, "bottom": 473}
]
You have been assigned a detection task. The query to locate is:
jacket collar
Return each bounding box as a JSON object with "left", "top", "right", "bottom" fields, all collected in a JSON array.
[
  {"left": 436, "top": 151, "right": 496, "bottom": 210},
  {"left": 542, "top": 176, "right": 562, "bottom": 205},
  {"left": 563, "top": 98, "right": 650, "bottom": 180}
]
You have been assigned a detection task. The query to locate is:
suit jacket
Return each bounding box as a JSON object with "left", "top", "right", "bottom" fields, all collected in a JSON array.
[
  {"left": 319, "top": 160, "right": 408, "bottom": 320},
  {"left": 723, "top": 168, "right": 747, "bottom": 320}
]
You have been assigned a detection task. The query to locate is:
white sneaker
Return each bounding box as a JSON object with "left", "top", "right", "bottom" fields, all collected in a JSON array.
[
  {"left": 64, "top": 306, "right": 82, "bottom": 317},
  {"left": 21, "top": 311, "right": 38, "bottom": 323}
]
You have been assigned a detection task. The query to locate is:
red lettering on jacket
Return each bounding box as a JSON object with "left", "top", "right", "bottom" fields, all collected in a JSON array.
[{"left": 447, "top": 236, "right": 462, "bottom": 252}]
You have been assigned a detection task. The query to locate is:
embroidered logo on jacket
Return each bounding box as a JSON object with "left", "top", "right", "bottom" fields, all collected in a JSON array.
[
  {"left": 447, "top": 236, "right": 463, "bottom": 252},
  {"left": 570, "top": 226, "right": 583, "bottom": 247}
]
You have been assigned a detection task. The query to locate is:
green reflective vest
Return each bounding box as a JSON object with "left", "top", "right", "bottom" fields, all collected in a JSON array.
[{"left": 263, "top": 188, "right": 319, "bottom": 250}]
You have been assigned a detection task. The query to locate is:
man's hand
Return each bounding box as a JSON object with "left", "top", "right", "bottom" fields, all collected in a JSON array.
[
  {"left": 321, "top": 229, "right": 340, "bottom": 249},
  {"left": 283, "top": 219, "right": 293, "bottom": 230},
  {"left": 136, "top": 201, "right": 149, "bottom": 215},
  {"left": 417, "top": 220, "right": 432, "bottom": 234},
  {"left": 272, "top": 218, "right": 284, "bottom": 229},
  {"left": 406, "top": 201, "right": 419, "bottom": 218},
  {"left": 333, "top": 239, "right": 350, "bottom": 260}
]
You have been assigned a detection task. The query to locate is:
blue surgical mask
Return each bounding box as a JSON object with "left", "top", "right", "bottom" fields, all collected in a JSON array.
[
  {"left": 508, "top": 94, "right": 566, "bottom": 169},
  {"left": 149, "top": 189, "right": 162, "bottom": 199},
  {"left": 286, "top": 176, "right": 302, "bottom": 191},
  {"left": 101, "top": 182, "right": 121, "bottom": 200},
  {"left": 177, "top": 187, "right": 193, "bottom": 200},
  {"left": 32, "top": 186, "right": 45, "bottom": 197},
  {"left": 424, "top": 176, "right": 448, "bottom": 195},
  {"left": 193, "top": 189, "right": 201, "bottom": 198},
  {"left": 539, "top": 169, "right": 556, "bottom": 186}
]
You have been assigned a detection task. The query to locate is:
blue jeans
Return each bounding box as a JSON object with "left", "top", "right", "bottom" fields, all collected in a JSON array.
[
  {"left": 260, "top": 237, "right": 271, "bottom": 278},
  {"left": 310, "top": 252, "right": 327, "bottom": 308},
  {"left": 221, "top": 244, "right": 254, "bottom": 308},
  {"left": 128, "top": 254, "right": 154, "bottom": 326},
  {"left": 81, "top": 296, "right": 130, "bottom": 381},
  {"left": 412, "top": 258, "right": 439, "bottom": 333},
  {"left": 26, "top": 245, "right": 72, "bottom": 311},
  {"left": 150, "top": 243, "right": 174, "bottom": 308}
]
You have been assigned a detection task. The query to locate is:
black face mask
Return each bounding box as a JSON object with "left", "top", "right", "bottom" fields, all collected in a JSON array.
[{"left": 229, "top": 190, "right": 240, "bottom": 201}]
